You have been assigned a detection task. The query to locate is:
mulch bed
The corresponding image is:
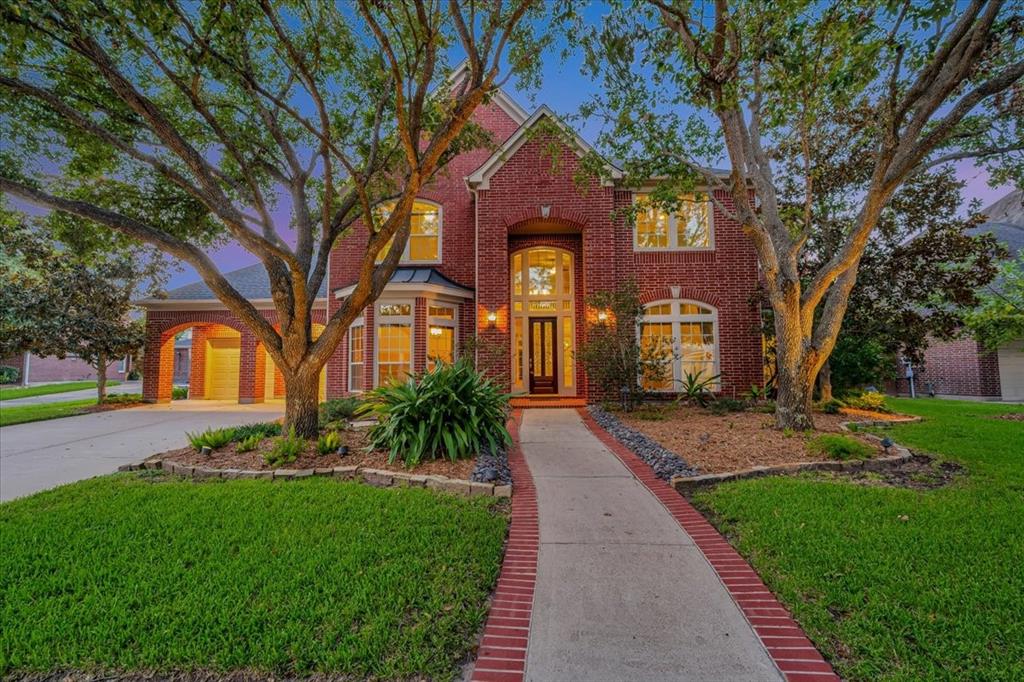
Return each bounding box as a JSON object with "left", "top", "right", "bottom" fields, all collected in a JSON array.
[
  {"left": 821, "top": 454, "right": 964, "bottom": 490},
  {"left": 616, "top": 405, "right": 885, "bottom": 474},
  {"left": 159, "top": 428, "right": 476, "bottom": 480},
  {"left": 993, "top": 412, "right": 1024, "bottom": 422},
  {"left": 81, "top": 399, "right": 145, "bottom": 415}
]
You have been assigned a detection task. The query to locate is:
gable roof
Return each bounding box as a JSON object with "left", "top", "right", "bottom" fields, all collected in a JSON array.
[
  {"left": 447, "top": 60, "right": 529, "bottom": 127},
  {"left": 970, "top": 190, "right": 1024, "bottom": 257},
  {"left": 332, "top": 267, "right": 473, "bottom": 299},
  {"left": 140, "top": 263, "right": 328, "bottom": 308},
  {"left": 465, "top": 105, "right": 623, "bottom": 190}
]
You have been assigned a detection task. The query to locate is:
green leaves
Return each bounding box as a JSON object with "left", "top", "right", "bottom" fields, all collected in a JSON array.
[
  {"left": 361, "top": 359, "right": 511, "bottom": 467},
  {"left": 965, "top": 253, "right": 1024, "bottom": 350}
]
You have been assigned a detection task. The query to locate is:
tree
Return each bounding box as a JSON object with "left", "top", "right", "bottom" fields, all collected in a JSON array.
[
  {"left": 965, "top": 253, "right": 1024, "bottom": 349},
  {"left": 575, "top": 0, "right": 1022, "bottom": 429},
  {"left": 0, "top": 0, "right": 545, "bottom": 436},
  {"left": 575, "top": 279, "right": 674, "bottom": 409},
  {"left": 1, "top": 212, "right": 162, "bottom": 402}
]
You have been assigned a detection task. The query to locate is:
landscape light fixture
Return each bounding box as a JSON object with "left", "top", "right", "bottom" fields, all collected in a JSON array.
[{"left": 881, "top": 436, "right": 894, "bottom": 454}]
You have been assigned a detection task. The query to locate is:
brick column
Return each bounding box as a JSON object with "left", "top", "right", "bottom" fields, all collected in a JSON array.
[
  {"left": 143, "top": 319, "right": 175, "bottom": 403},
  {"left": 413, "top": 296, "right": 428, "bottom": 374},
  {"left": 189, "top": 326, "right": 208, "bottom": 399},
  {"left": 238, "top": 331, "right": 265, "bottom": 404}
]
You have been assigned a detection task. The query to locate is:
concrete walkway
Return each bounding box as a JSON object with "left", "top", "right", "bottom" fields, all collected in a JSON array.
[
  {"left": 0, "top": 400, "right": 282, "bottom": 502},
  {"left": 0, "top": 381, "right": 143, "bottom": 406},
  {"left": 520, "top": 409, "right": 781, "bottom": 681}
]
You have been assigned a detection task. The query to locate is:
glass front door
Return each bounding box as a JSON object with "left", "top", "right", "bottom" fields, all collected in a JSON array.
[{"left": 528, "top": 317, "right": 557, "bottom": 394}]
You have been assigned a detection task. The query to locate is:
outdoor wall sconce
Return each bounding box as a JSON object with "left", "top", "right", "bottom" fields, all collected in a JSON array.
[
  {"left": 597, "top": 310, "right": 609, "bottom": 323},
  {"left": 486, "top": 310, "right": 498, "bottom": 326}
]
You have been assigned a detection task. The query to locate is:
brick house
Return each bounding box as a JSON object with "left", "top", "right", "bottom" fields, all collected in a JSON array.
[{"left": 139, "top": 81, "right": 764, "bottom": 404}]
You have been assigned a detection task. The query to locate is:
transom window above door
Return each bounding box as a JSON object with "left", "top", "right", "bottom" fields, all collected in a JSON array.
[
  {"left": 374, "top": 200, "right": 442, "bottom": 263},
  {"left": 633, "top": 193, "right": 713, "bottom": 250}
]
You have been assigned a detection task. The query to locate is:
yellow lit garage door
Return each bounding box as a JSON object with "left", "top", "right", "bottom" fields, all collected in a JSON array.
[{"left": 205, "top": 337, "right": 240, "bottom": 400}]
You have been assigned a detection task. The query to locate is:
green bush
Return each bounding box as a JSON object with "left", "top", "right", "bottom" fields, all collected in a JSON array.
[
  {"left": 231, "top": 422, "right": 282, "bottom": 442},
  {"left": 186, "top": 427, "right": 236, "bottom": 451},
  {"left": 0, "top": 365, "right": 20, "bottom": 384},
  {"left": 172, "top": 386, "right": 188, "bottom": 400},
  {"left": 126, "top": 368, "right": 141, "bottom": 380},
  {"left": 236, "top": 433, "right": 262, "bottom": 453},
  {"left": 808, "top": 434, "right": 875, "bottom": 461},
  {"left": 844, "top": 390, "right": 891, "bottom": 413},
  {"left": 319, "top": 397, "right": 362, "bottom": 425},
  {"left": 317, "top": 431, "right": 342, "bottom": 455},
  {"left": 103, "top": 393, "right": 143, "bottom": 404},
  {"left": 362, "top": 359, "right": 511, "bottom": 466},
  {"left": 265, "top": 426, "right": 304, "bottom": 467},
  {"left": 820, "top": 398, "right": 846, "bottom": 414}
]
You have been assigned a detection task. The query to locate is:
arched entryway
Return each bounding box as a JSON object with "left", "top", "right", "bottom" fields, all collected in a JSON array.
[{"left": 509, "top": 247, "right": 576, "bottom": 396}]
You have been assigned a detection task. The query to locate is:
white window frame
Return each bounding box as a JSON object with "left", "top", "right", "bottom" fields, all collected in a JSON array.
[
  {"left": 426, "top": 303, "right": 458, "bottom": 370},
  {"left": 348, "top": 318, "right": 365, "bottom": 393},
  {"left": 373, "top": 300, "right": 414, "bottom": 387},
  {"left": 639, "top": 300, "right": 720, "bottom": 392},
  {"left": 632, "top": 193, "right": 714, "bottom": 252},
  {"left": 374, "top": 199, "right": 443, "bottom": 265}
]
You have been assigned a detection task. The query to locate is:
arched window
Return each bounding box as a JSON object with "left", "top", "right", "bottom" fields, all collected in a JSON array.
[
  {"left": 374, "top": 199, "right": 442, "bottom": 263},
  {"left": 640, "top": 300, "right": 719, "bottom": 391}
]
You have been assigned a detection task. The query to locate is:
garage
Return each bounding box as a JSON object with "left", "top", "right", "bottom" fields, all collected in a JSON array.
[
  {"left": 997, "top": 340, "right": 1024, "bottom": 401},
  {"left": 205, "top": 336, "right": 241, "bottom": 400}
]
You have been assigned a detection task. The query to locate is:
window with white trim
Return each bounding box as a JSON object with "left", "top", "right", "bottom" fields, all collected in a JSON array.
[
  {"left": 348, "top": 320, "right": 364, "bottom": 392},
  {"left": 634, "top": 193, "right": 713, "bottom": 250},
  {"left": 374, "top": 200, "right": 442, "bottom": 263},
  {"left": 639, "top": 300, "right": 719, "bottom": 391},
  {"left": 375, "top": 302, "right": 413, "bottom": 385},
  {"left": 427, "top": 304, "right": 457, "bottom": 370}
]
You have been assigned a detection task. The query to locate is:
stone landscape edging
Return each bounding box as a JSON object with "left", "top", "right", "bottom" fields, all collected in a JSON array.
[
  {"left": 577, "top": 407, "right": 840, "bottom": 682},
  {"left": 118, "top": 458, "right": 511, "bottom": 498}
]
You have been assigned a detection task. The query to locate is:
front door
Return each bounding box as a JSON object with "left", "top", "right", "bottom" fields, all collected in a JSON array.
[{"left": 529, "top": 317, "right": 557, "bottom": 394}]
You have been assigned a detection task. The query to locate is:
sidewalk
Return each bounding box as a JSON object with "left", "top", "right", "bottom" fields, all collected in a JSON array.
[{"left": 518, "top": 408, "right": 782, "bottom": 681}]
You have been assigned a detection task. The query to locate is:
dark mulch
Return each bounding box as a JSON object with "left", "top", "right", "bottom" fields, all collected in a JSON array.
[
  {"left": 824, "top": 454, "right": 964, "bottom": 490},
  {"left": 992, "top": 412, "right": 1024, "bottom": 422},
  {"left": 160, "top": 428, "right": 476, "bottom": 480}
]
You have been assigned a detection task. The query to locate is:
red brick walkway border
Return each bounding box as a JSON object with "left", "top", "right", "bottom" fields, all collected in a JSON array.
[
  {"left": 471, "top": 409, "right": 538, "bottom": 682},
  {"left": 577, "top": 408, "right": 840, "bottom": 682}
]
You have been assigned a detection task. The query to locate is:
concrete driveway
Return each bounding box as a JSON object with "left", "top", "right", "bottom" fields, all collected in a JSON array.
[{"left": 0, "top": 400, "right": 283, "bottom": 502}]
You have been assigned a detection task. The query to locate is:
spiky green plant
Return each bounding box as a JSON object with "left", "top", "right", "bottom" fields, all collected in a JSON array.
[
  {"left": 360, "top": 359, "right": 511, "bottom": 466},
  {"left": 264, "top": 427, "right": 304, "bottom": 467},
  {"left": 676, "top": 370, "right": 720, "bottom": 407},
  {"left": 317, "top": 431, "right": 342, "bottom": 456},
  {"left": 186, "top": 427, "right": 236, "bottom": 451},
  {"left": 236, "top": 433, "right": 262, "bottom": 453}
]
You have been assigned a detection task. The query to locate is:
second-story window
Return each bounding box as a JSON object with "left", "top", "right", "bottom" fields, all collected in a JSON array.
[
  {"left": 375, "top": 200, "right": 442, "bottom": 263},
  {"left": 634, "top": 193, "right": 713, "bottom": 251}
]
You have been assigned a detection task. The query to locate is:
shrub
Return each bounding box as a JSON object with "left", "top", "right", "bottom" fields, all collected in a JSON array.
[
  {"left": 0, "top": 365, "right": 20, "bottom": 384},
  {"left": 319, "top": 397, "right": 362, "bottom": 425},
  {"left": 231, "top": 422, "right": 282, "bottom": 442},
  {"left": 317, "top": 431, "right": 342, "bottom": 456},
  {"left": 362, "top": 359, "right": 510, "bottom": 466},
  {"left": 186, "top": 427, "right": 236, "bottom": 451},
  {"left": 821, "top": 398, "right": 846, "bottom": 414},
  {"left": 103, "top": 394, "right": 142, "bottom": 404},
  {"left": 265, "top": 426, "right": 304, "bottom": 467},
  {"left": 708, "top": 397, "right": 747, "bottom": 415},
  {"left": 172, "top": 386, "right": 188, "bottom": 400},
  {"left": 808, "top": 434, "right": 874, "bottom": 461},
  {"left": 236, "top": 433, "right": 262, "bottom": 453},
  {"left": 676, "top": 370, "right": 720, "bottom": 407},
  {"left": 844, "top": 391, "right": 891, "bottom": 413},
  {"left": 126, "top": 368, "right": 141, "bottom": 380}
]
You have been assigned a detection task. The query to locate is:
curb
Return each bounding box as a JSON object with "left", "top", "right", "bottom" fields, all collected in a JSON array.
[
  {"left": 577, "top": 407, "right": 840, "bottom": 682},
  {"left": 118, "top": 460, "right": 511, "bottom": 498},
  {"left": 470, "top": 409, "right": 538, "bottom": 682}
]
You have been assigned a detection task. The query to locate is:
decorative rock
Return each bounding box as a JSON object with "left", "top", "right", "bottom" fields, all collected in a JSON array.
[
  {"left": 361, "top": 468, "right": 394, "bottom": 487},
  {"left": 142, "top": 460, "right": 163, "bottom": 470},
  {"left": 313, "top": 467, "right": 334, "bottom": 477},
  {"left": 469, "top": 481, "right": 494, "bottom": 496},
  {"left": 405, "top": 474, "right": 428, "bottom": 488},
  {"left": 221, "top": 469, "right": 242, "bottom": 479},
  {"left": 237, "top": 470, "right": 262, "bottom": 479},
  {"left": 588, "top": 405, "right": 698, "bottom": 480},
  {"left": 332, "top": 465, "right": 359, "bottom": 479},
  {"left": 292, "top": 469, "right": 314, "bottom": 479},
  {"left": 274, "top": 469, "right": 299, "bottom": 479},
  {"left": 471, "top": 445, "right": 511, "bottom": 485},
  {"left": 494, "top": 484, "right": 512, "bottom": 498},
  {"left": 117, "top": 464, "right": 132, "bottom": 472},
  {"left": 192, "top": 466, "right": 219, "bottom": 479},
  {"left": 171, "top": 462, "right": 194, "bottom": 476}
]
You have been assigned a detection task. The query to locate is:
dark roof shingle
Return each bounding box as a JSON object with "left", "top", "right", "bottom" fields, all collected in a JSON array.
[{"left": 163, "top": 263, "right": 328, "bottom": 301}]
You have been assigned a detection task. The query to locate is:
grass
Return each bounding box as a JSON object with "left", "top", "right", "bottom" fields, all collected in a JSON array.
[
  {"left": 0, "top": 474, "right": 507, "bottom": 679},
  {"left": 693, "top": 398, "right": 1024, "bottom": 681},
  {"left": 0, "top": 380, "right": 120, "bottom": 400},
  {"left": 0, "top": 394, "right": 143, "bottom": 427}
]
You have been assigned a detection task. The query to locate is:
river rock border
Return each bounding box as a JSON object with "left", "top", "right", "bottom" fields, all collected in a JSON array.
[
  {"left": 118, "top": 459, "right": 511, "bottom": 498},
  {"left": 671, "top": 418, "right": 920, "bottom": 493}
]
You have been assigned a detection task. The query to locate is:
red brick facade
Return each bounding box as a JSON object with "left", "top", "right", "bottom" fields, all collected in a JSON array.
[
  {"left": 898, "top": 336, "right": 1002, "bottom": 398},
  {"left": 143, "top": 93, "right": 765, "bottom": 403}
]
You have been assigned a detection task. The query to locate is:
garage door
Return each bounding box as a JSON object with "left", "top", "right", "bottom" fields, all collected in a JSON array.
[
  {"left": 998, "top": 340, "right": 1024, "bottom": 401},
  {"left": 205, "top": 337, "right": 240, "bottom": 400}
]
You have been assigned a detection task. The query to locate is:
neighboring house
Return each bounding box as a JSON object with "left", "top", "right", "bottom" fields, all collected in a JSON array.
[
  {"left": 138, "top": 71, "right": 764, "bottom": 404},
  {"left": 903, "top": 190, "right": 1024, "bottom": 401},
  {"left": 0, "top": 352, "right": 132, "bottom": 385},
  {"left": 172, "top": 330, "right": 192, "bottom": 385}
]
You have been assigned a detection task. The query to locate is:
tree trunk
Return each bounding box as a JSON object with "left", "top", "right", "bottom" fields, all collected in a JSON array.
[
  {"left": 96, "top": 353, "right": 107, "bottom": 404},
  {"left": 773, "top": 307, "right": 817, "bottom": 431},
  {"left": 818, "top": 360, "right": 833, "bottom": 403},
  {"left": 282, "top": 368, "right": 320, "bottom": 439}
]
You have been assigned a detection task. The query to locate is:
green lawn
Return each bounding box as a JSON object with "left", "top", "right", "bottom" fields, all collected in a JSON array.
[
  {"left": 0, "top": 394, "right": 142, "bottom": 427},
  {"left": 0, "top": 474, "right": 507, "bottom": 679},
  {"left": 693, "top": 398, "right": 1024, "bottom": 681},
  {"left": 0, "top": 380, "right": 120, "bottom": 400}
]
